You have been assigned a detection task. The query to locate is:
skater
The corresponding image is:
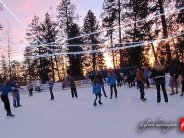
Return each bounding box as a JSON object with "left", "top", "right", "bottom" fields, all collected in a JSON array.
[
  {"left": 136, "top": 67, "right": 147, "bottom": 101},
  {"left": 89, "top": 71, "right": 96, "bottom": 83},
  {"left": 0, "top": 79, "right": 15, "bottom": 117},
  {"left": 180, "top": 70, "right": 184, "bottom": 96},
  {"left": 144, "top": 66, "right": 150, "bottom": 88},
  {"left": 96, "top": 71, "right": 107, "bottom": 97},
  {"left": 48, "top": 77, "right": 54, "bottom": 100},
  {"left": 12, "top": 78, "right": 22, "bottom": 107},
  {"left": 169, "top": 63, "right": 179, "bottom": 95},
  {"left": 115, "top": 69, "right": 122, "bottom": 87},
  {"left": 69, "top": 76, "right": 78, "bottom": 98},
  {"left": 150, "top": 61, "right": 168, "bottom": 104},
  {"left": 35, "top": 78, "right": 41, "bottom": 92},
  {"left": 27, "top": 80, "right": 33, "bottom": 96},
  {"left": 107, "top": 69, "right": 117, "bottom": 99},
  {"left": 92, "top": 78, "right": 102, "bottom": 106}
]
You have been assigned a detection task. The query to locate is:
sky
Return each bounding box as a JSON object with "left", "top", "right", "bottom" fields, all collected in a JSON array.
[{"left": 0, "top": 0, "right": 104, "bottom": 61}]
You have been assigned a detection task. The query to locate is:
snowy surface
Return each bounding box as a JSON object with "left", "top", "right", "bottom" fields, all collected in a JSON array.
[{"left": 0, "top": 85, "right": 184, "bottom": 138}]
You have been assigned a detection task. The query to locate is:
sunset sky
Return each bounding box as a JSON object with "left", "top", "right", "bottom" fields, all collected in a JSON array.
[{"left": 0, "top": 0, "right": 104, "bottom": 61}]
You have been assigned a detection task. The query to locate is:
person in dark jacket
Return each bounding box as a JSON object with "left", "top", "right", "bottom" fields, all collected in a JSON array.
[
  {"left": 180, "top": 67, "right": 184, "bottom": 96},
  {"left": 168, "top": 63, "right": 179, "bottom": 95},
  {"left": 0, "top": 79, "right": 15, "bottom": 117},
  {"left": 96, "top": 71, "right": 107, "bottom": 97},
  {"left": 69, "top": 76, "right": 78, "bottom": 98},
  {"left": 108, "top": 69, "right": 117, "bottom": 99},
  {"left": 150, "top": 62, "right": 168, "bottom": 104},
  {"left": 136, "top": 67, "right": 147, "bottom": 101},
  {"left": 92, "top": 78, "right": 102, "bottom": 106},
  {"left": 48, "top": 77, "right": 54, "bottom": 100},
  {"left": 115, "top": 70, "right": 122, "bottom": 87}
]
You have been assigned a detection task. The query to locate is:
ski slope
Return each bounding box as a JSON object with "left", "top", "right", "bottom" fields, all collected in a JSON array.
[{"left": 0, "top": 85, "right": 184, "bottom": 138}]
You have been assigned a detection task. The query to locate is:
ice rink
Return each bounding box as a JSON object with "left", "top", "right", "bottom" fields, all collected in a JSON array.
[{"left": 0, "top": 85, "right": 184, "bottom": 138}]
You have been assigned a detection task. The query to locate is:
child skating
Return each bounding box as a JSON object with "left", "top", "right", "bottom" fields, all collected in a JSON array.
[{"left": 92, "top": 78, "right": 103, "bottom": 106}]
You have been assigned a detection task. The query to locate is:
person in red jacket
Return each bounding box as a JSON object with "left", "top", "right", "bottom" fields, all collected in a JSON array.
[{"left": 136, "top": 67, "right": 147, "bottom": 101}]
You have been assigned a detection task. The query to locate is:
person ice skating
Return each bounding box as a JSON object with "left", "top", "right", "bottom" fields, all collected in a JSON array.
[
  {"left": 144, "top": 66, "right": 150, "bottom": 88},
  {"left": 136, "top": 67, "right": 147, "bottom": 101},
  {"left": 35, "top": 78, "right": 41, "bottom": 92},
  {"left": 180, "top": 69, "right": 184, "bottom": 96},
  {"left": 92, "top": 78, "right": 102, "bottom": 106},
  {"left": 96, "top": 71, "right": 107, "bottom": 97},
  {"left": 115, "top": 69, "right": 122, "bottom": 87},
  {"left": 69, "top": 76, "right": 78, "bottom": 98},
  {"left": 12, "top": 78, "right": 22, "bottom": 108},
  {"left": 0, "top": 79, "right": 15, "bottom": 117},
  {"left": 48, "top": 77, "right": 54, "bottom": 100},
  {"left": 127, "top": 71, "right": 135, "bottom": 88},
  {"left": 150, "top": 61, "right": 168, "bottom": 104},
  {"left": 89, "top": 71, "right": 96, "bottom": 83},
  {"left": 168, "top": 63, "right": 179, "bottom": 95},
  {"left": 27, "top": 80, "right": 33, "bottom": 97},
  {"left": 107, "top": 69, "right": 118, "bottom": 99}
]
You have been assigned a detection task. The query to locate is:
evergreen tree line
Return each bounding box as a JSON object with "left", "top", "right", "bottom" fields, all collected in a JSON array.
[{"left": 0, "top": 0, "right": 183, "bottom": 83}]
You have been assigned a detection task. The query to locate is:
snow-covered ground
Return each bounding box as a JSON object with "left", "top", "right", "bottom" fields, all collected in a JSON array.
[{"left": 0, "top": 85, "right": 184, "bottom": 138}]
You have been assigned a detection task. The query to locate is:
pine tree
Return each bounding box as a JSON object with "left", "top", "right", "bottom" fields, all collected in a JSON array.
[
  {"left": 0, "top": 53, "right": 8, "bottom": 78},
  {"left": 67, "top": 23, "right": 83, "bottom": 78},
  {"left": 25, "top": 14, "right": 50, "bottom": 83},
  {"left": 83, "top": 10, "right": 101, "bottom": 71},
  {"left": 101, "top": 0, "right": 118, "bottom": 68},
  {"left": 123, "top": 0, "right": 149, "bottom": 66},
  {"left": 158, "top": 0, "right": 172, "bottom": 63},
  {"left": 175, "top": 0, "right": 184, "bottom": 63},
  {"left": 57, "top": 0, "right": 76, "bottom": 39},
  {"left": 41, "top": 13, "right": 59, "bottom": 82},
  {"left": 57, "top": 0, "right": 83, "bottom": 78},
  {"left": 176, "top": 0, "right": 184, "bottom": 24}
]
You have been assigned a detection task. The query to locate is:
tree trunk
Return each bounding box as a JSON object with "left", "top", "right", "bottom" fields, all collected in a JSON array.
[
  {"left": 50, "top": 56, "right": 55, "bottom": 82},
  {"left": 118, "top": 0, "right": 123, "bottom": 67},
  {"left": 111, "top": 33, "right": 115, "bottom": 68},
  {"left": 158, "top": 0, "right": 172, "bottom": 64},
  {"left": 92, "top": 45, "right": 96, "bottom": 72},
  {"left": 28, "top": 59, "right": 31, "bottom": 80},
  {"left": 54, "top": 56, "right": 61, "bottom": 81}
]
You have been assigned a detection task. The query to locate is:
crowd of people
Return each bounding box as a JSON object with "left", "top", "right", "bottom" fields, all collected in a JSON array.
[{"left": 0, "top": 61, "right": 184, "bottom": 117}]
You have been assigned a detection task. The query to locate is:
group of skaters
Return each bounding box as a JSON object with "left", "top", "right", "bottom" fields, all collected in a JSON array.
[
  {"left": 89, "top": 61, "right": 184, "bottom": 105},
  {"left": 0, "top": 78, "right": 22, "bottom": 117},
  {"left": 27, "top": 77, "right": 54, "bottom": 100},
  {"left": 0, "top": 61, "right": 184, "bottom": 116},
  {"left": 0, "top": 76, "right": 55, "bottom": 117}
]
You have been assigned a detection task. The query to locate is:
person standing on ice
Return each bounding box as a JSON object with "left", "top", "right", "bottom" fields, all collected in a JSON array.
[
  {"left": 35, "top": 78, "right": 41, "bottom": 92},
  {"left": 0, "top": 79, "right": 15, "bottom": 117},
  {"left": 150, "top": 61, "right": 168, "bottom": 104},
  {"left": 48, "top": 77, "right": 54, "bottom": 100},
  {"left": 168, "top": 62, "right": 179, "bottom": 95},
  {"left": 107, "top": 69, "right": 118, "bottom": 99},
  {"left": 180, "top": 68, "right": 184, "bottom": 96},
  {"left": 12, "top": 78, "right": 22, "bottom": 108},
  {"left": 144, "top": 65, "right": 151, "bottom": 88},
  {"left": 92, "top": 78, "right": 103, "bottom": 106},
  {"left": 136, "top": 67, "right": 147, "bottom": 101},
  {"left": 27, "top": 80, "right": 33, "bottom": 97},
  {"left": 96, "top": 71, "right": 107, "bottom": 97},
  {"left": 69, "top": 76, "right": 78, "bottom": 98}
]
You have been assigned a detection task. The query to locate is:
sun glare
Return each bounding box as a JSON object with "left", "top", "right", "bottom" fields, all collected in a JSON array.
[{"left": 103, "top": 52, "right": 114, "bottom": 69}]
